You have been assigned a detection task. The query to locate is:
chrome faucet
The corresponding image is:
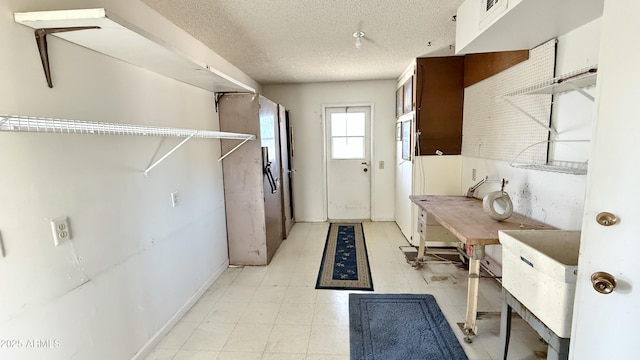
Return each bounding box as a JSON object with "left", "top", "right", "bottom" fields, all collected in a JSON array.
[{"left": 466, "top": 176, "right": 508, "bottom": 198}]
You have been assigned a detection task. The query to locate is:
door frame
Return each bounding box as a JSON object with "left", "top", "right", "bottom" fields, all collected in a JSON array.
[{"left": 321, "top": 103, "right": 376, "bottom": 221}]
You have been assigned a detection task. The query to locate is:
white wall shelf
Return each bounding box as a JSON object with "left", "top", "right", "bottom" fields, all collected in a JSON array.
[
  {"left": 499, "top": 67, "right": 596, "bottom": 175},
  {"left": 0, "top": 115, "right": 255, "bottom": 175},
  {"left": 14, "top": 8, "right": 256, "bottom": 93},
  {"left": 511, "top": 163, "right": 588, "bottom": 175},
  {"left": 502, "top": 67, "right": 597, "bottom": 99},
  {"left": 498, "top": 67, "right": 596, "bottom": 132},
  {"left": 509, "top": 140, "right": 590, "bottom": 175}
]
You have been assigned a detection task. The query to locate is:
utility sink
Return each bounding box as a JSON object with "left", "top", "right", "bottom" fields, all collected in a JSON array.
[{"left": 498, "top": 230, "right": 581, "bottom": 338}]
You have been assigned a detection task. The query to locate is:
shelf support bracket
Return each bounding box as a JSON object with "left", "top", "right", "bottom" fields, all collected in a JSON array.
[
  {"left": 34, "top": 26, "right": 100, "bottom": 88},
  {"left": 563, "top": 83, "right": 595, "bottom": 102},
  {"left": 218, "top": 137, "right": 253, "bottom": 162},
  {"left": 503, "top": 98, "right": 557, "bottom": 134},
  {"left": 144, "top": 131, "right": 198, "bottom": 176}
]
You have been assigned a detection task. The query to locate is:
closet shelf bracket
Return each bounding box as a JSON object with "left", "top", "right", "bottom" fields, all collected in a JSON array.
[
  {"left": 561, "top": 82, "right": 595, "bottom": 102},
  {"left": 1, "top": 115, "right": 255, "bottom": 175},
  {"left": 144, "top": 131, "right": 197, "bottom": 177},
  {"left": 502, "top": 98, "right": 557, "bottom": 134},
  {"left": 34, "top": 26, "right": 101, "bottom": 88},
  {"left": 218, "top": 137, "right": 252, "bottom": 162}
]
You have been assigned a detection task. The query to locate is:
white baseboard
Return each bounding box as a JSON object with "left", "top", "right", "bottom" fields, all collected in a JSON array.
[{"left": 131, "top": 259, "right": 230, "bottom": 360}]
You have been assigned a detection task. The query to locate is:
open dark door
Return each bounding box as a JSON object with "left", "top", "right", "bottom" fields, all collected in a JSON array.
[{"left": 278, "top": 105, "right": 294, "bottom": 237}]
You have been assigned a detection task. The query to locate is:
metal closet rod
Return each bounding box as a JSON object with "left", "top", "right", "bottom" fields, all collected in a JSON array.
[{"left": 0, "top": 115, "right": 256, "bottom": 175}]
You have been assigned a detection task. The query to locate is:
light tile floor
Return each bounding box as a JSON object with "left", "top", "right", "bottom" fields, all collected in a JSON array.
[{"left": 145, "top": 222, "right": 547, "bottom": 360}]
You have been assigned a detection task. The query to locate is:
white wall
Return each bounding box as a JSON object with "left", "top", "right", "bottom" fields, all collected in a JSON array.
[
  {"left": 263, "top": 80, "right": 396, "bottom": 222},
  {"left": 0, "top": 1, "right": 241, "bottom": 359},
  {"left": 460, "top": 18, "right": 602, "bottom": 263},
  {"left": 551, "top": 18, "right": 600, "bottom": 164}
]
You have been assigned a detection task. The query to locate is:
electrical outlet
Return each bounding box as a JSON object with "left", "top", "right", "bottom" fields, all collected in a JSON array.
[
  {"left": 50, "top": 217, "right": 71, "bottom": 246},
  {"left": 171, "top": 192, "right": 179, "bottom": 208}
]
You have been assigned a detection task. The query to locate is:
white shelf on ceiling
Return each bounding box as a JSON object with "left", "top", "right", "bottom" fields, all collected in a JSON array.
[
  {"left": 14, "top": 8, "right": 256, "bottom": 93},
  {"left": 0, "top": 115, "right": 256, "bottom": 175}
]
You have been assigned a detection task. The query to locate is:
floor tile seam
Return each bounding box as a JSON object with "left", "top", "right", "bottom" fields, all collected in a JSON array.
[
  {"left": 274, "top": 301, "right": 317, "bottom": 325},
  {"left": 278, "top": 302, "right": 317, "bottom": 313},
  {"left": 168, "top": 349, "right": 221, "bottom": 360},
  {"left": 202, "top": 301, "right": 250, "bottom": 325},
  {"left": 163, "top": 321, "right": 201, "bottom": 351},
  {"left": 220, "top": 323, "right": 275, "bottom": 354},
  {"left": 306, "top": 324, "right": 350, "bottom": 356},
  {"left": 178, "top": 321, "right": 236, "bottom": 353},
  {"left": 248, "top": 298, "right": 288, "bottom": 306},
  {"left": 282, "top": 323, "right": 314, "bottom": 357},
  {"left": 237, "top": 302, "right": 282, "bottom": 326}
]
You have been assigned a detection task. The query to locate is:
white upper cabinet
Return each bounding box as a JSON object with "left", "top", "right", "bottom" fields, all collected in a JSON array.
[{"left": 455, "top": 0, "right": 603, "bottom": 54}]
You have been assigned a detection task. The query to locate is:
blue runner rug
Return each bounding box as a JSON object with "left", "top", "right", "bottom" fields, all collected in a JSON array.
[
  {"left": 350, "top": 293, "right": 468, "bottom": 360},
  {"left": 315, "top": 223, "right": 373, "bottom": 291}
]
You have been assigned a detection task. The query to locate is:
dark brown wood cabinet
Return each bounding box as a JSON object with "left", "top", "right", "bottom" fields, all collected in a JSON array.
[{"left": 415, "top": 56, "right": 465, "bottom": 156}]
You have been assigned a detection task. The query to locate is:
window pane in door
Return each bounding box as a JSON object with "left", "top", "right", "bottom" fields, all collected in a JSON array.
[
  {"left": 331, "top": 115, "right": 347, "bottom": 136},
  {"left": 260, "top": 113, "right": 276, "bottom": 161},
  {"left": 346, "top": 113, "right": 365, "bottom": 136},
  {"left": 332, "top": 136, "right": 364, "bottom": 159}
]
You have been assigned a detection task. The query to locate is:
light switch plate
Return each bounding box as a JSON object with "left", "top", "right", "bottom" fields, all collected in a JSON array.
[
  {"left": 0, "top": 231, "right": 5, "bottom": 257},
  {"left": 171, "top": 192, "right": 179, "bottom": 207}
]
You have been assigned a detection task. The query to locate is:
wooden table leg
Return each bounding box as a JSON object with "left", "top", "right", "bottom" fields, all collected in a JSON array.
[
  {"left": 416, "top": 232, "right": 426, "bottom": 264},
  {"left": 463, "top": 255, "right": 481, "bottom": 343}
]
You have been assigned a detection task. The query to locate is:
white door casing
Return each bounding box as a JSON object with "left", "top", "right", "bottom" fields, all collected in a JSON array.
[
  {"left": 570, "top": 1, "right": 640, "bottom": 358},
  {"left": 325, "top": 106, "right": 372, "bottom": 220}
]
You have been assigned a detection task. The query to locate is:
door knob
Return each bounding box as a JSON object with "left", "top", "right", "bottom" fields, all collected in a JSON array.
[
  {"left": 596, "top": 212, "right": 618, "bottom": 226},
  {"left": 591, "top": 271, "right": 617, "bottom": 294}
]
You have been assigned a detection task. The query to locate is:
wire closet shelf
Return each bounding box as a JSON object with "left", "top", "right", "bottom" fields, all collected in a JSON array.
[
  {"left": 509, "top": 139, "right": 590, "bottom": 175},
  {"left": 0, "top": 115, "right": 253, "bottom": 139},
  {"left": 0, "top": 114, "right": 256, "bottom": 174},
  {"left": 501, "top": 66, "right": 597, "bottom": 98}
]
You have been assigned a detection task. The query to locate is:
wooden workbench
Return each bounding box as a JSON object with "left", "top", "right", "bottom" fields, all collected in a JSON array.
[{"left": 410, "top": 195, "right": 554, "bottom": 342}]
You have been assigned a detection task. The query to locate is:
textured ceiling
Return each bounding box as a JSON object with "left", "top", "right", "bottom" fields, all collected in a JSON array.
[{"left": 141, "top": 0, "right": 464, "bottom": 85}]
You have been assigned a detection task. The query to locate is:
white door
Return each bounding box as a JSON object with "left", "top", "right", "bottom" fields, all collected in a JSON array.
[
  {"left": 325, "top": 106, "right": 371, "bottom": 220},
  {"left": 570, "top": 1, "right": 639, "bottom": 358}
]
